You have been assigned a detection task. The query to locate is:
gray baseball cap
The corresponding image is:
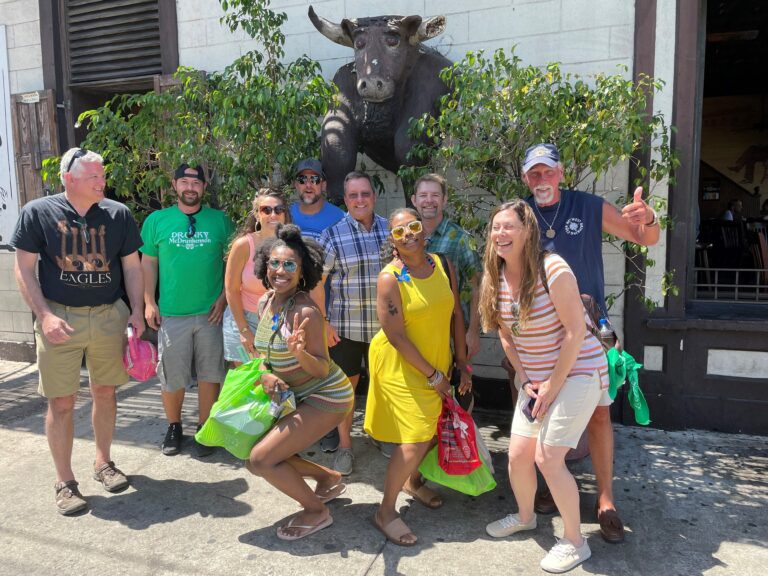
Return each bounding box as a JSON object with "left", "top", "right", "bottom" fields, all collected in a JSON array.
[{"left": 293, "top": 158, "right": 326, "bottom": 179}]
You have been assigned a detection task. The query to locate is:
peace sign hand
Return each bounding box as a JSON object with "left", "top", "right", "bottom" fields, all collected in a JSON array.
[{"left": 286, "top": 313, "right": 310, "bottom": 354}]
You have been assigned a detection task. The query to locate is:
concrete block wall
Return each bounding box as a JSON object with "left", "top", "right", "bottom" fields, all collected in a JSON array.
[
  {"left": 1, "top": 0, "right": 42, "bottom": 359},
  {"left": 1, "top": 0, "right": 43, "bottom": 93}
]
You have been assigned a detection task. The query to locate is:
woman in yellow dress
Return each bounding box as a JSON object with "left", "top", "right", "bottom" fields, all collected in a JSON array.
[{"left": 364, "top": 208, "right": 472, "bottom": 546}]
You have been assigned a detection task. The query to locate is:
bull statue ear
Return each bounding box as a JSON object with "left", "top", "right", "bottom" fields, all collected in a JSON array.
[
  {"left": 308, "top": 5, "right": 354, "bottom": 47},
  {"left": 410, "top": 15, "right": 446, "bottom": 45}
]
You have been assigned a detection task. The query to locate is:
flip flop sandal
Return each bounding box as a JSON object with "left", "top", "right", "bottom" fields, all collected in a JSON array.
[
  {"left": 371, "top": 513, "right": 418, "bottom": 547},
  {"left": 276, "top": 514, "right": 334, "bottom": 541},
  {"left": 316, "top": 482, "right": 347, "bottom": 504},
  {"left": 402, "top": 484, "right": 443, "bottom": 509}
]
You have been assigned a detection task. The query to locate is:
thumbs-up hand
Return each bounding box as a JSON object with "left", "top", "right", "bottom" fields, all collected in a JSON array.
[{"left": 621, "top": 186, "right": 655, "bottom": 226}]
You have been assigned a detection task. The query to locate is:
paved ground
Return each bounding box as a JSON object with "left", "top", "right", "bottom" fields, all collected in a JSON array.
[{"left": 0, "top": 359, "right": 766, "bottom": 576}]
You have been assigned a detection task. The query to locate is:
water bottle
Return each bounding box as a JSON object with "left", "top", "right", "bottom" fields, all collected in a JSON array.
[{"left": 598, "top": 318, "right": 616, "bottom": 349}]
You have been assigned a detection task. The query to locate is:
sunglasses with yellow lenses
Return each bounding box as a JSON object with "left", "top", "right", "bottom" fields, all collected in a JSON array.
[{"left": 390, "top": 220, "right": 423, "bottom": 240}]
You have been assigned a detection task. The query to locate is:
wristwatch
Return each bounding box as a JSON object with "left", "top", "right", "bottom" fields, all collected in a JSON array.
[{"left": 239, "top": 326, "right": 250, "bottom": 334}]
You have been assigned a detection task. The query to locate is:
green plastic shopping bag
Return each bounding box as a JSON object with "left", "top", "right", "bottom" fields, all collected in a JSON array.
[
  {"left": 418, "top": 425, "right": 497, "bottom": 497},
  {"left": 195, "top": 357, "right": 275, "bottom": 459},
  {"left": 606, "top": 348, "right": 651, "bottom": 426}
]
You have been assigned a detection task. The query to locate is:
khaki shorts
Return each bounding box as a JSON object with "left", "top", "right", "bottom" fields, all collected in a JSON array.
[
  {"left": 35, "top": 299, "right": 130, "bottom": 398},
  {"left": 157, "top": 314, "right": 226, "bottom": 392},
  {"left": 511, "top": 372, "right": 603, "bottom": 449}
]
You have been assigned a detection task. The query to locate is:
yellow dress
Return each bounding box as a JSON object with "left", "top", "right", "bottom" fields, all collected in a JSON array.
[{"left": 364, "top": 254, "right": 454, "bottom": 443}]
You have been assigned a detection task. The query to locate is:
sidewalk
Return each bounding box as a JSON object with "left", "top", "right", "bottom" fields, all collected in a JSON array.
[{"left": 0, "top": 359, "right": 765, "bottom": 576}]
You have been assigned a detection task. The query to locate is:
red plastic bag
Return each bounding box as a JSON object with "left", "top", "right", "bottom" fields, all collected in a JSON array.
[
  {"left": 123, "top": 324, "right": 157, "bottom": 381},
  {"left": 438, "top": 396, "right": 482, "bottom": 475}
]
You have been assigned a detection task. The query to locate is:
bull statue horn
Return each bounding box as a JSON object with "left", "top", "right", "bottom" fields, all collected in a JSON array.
[
  {"left": 414, "top": 15, "right": 446, "bottom": 45},
  {"left": 308, "top": 6, "right": 353, "bottom": 48}
]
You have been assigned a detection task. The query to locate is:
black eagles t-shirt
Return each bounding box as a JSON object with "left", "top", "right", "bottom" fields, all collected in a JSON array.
[{"left": 10, "top": 194, "right": 142, "bottom": 307}]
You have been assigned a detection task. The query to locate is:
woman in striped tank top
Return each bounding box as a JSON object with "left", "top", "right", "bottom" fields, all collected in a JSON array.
[
  {"left": 246, "top": 225, "right": 354, "bottom": 541},
  {"left": 479, "top": 200, "right": 606, "bottom": 573}
]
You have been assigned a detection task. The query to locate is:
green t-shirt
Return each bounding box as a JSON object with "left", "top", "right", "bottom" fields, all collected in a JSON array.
[{"left": 140, "top": 205, "right": 234, "bottom": 316}]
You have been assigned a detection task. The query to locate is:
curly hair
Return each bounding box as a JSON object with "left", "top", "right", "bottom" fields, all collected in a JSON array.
[
  {"left": 379, "top": 207, "right": 422, "bottom": 264},
  {"left": 479, "top": 200, "right": 547, "bottom": 332},
  {"left": 253, "top": 224, "right": 325, "bottom": 292}
]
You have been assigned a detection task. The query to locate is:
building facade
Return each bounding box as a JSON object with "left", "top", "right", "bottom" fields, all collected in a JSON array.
[{"left": 1, "top": 0, "right": 765, "bottom": 433}]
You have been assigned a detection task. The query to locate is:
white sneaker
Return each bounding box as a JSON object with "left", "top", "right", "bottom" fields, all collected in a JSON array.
[
  {"left": 540, "top": 537, "right": 591, "bottom": 573},
  {"left": 485, "top": 513, "right": 537, "bottom": 538}
]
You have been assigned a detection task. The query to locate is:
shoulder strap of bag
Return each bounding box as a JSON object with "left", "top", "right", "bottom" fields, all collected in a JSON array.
[
  {"left": 539, "top": 255, "right": 611, "bottom": 350},
  {"left": 436, "top": 252, "right": 454, "bottom": 293}
]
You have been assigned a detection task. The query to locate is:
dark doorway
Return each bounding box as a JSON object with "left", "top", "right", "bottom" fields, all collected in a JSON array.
[{"left": 694, "top": 0, "right": 768, "bottom": 305}]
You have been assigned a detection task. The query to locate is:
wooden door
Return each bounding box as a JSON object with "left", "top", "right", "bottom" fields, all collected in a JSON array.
[{"left": 11, "top": 89, "right": 59, "bottom": 206}]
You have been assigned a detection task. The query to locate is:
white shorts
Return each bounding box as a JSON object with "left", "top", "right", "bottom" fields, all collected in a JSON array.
[{"left": 511, "top": 372, "right": 603, "bottom": 449}]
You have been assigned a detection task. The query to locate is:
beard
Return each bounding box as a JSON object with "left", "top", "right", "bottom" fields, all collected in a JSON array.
[
  {"left": 179, "top": 192, "right": 202, "bottom": 207},
  {"left": 301, "top": 192, "right": 321, "bottom": 205},
  {"left": 533, "top": 186, "right": 556, "bottom": 206}
]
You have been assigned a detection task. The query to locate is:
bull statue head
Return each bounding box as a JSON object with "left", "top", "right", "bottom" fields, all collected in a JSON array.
[{"left": 309, "top": 6, "right": 446, "bottom": 103}]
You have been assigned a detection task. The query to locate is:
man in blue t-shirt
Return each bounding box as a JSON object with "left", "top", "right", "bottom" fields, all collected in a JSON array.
[
  {"left": 522, "top": 143, "right": 660, "bottom": 544},
  {"left": 289, "top": 158, "right": 344, "bottom": 242}
]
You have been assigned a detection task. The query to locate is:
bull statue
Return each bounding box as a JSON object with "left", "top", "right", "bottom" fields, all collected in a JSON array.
[{"left": 309, "top": 6, "right": 452, "bottom": 203}]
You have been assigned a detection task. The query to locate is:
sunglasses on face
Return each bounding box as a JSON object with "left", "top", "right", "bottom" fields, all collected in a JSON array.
[
  {"left": 66, "top": 148, "right": 89, "bottom": 173},
  {"left": 186, "top": 214, "right": 196, "bottom": 238},
  {"left": 296, "top": 175, "right": 322, "bottom": 185},
  {"left": 268, "top": 258, "right": 298, "bottom": 273},
  {"left": 390, "top": 220, "right": 423, "bottom": 240},
  {"left": 259, "top": 205, "right": 287, "bottom": 216}
]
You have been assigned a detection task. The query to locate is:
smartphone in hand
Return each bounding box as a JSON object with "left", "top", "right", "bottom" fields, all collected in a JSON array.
[{"left": 522, "top": 396, "right": 536, "bottom": 423}]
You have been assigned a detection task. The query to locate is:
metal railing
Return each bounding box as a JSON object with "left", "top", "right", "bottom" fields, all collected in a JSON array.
[{"left": 692, "top": 267, "right": 768, "bottom": 301}]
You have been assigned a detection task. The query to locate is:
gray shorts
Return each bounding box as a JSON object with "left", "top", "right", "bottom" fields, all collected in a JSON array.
[{"left": 157, "top": 314, "right": 226, "bottom": 392}]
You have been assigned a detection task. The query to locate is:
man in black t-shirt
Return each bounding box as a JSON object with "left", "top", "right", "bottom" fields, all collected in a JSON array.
[{"left": 11, "top": 148, "right": 145, "bottom": 516}]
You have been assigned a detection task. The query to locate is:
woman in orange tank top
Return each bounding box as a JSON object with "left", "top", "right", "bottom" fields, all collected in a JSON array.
[{"left": 223, "top": 188, "right": 290, "bottom": 365}]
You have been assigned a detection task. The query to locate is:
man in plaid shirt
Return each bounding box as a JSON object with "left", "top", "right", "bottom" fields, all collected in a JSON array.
[{"left": 318, "top": 171, "right": 389, "bottom": 475}]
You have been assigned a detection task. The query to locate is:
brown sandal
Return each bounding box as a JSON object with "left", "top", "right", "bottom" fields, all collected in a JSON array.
[
  {"left": 596, "top": 503, "right": 625, "bottom": 543},
  {"left": 372, "top": 512, "right": 418, "bottom": 547},
  {"left": 402, "top": 483, "right": 443, "bottom": 509}
]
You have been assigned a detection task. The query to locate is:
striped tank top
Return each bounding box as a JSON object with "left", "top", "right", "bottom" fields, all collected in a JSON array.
[
  {"left": 253, "top": 294, "right": 353, "bottom": 414},
  {"left": 499, "top": 254, "right": 608, "bottom": 389}
]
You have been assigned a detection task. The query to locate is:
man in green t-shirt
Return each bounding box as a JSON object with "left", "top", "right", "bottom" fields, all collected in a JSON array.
[{"left": 140, "top": 164, "right": 234, "bottom": 457}]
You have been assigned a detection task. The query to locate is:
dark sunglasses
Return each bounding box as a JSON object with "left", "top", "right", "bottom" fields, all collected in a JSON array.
[
  {"left": 73, "top": 216, "right": 90, "bottom": 244},
  {"left": 391, "top": 220, "right": 423, "bottom": 240},
  {"left": 259, "top": 205, "right": 287, "bottom": 216},
  {"left": 296, "top": 175, "right": 322, "bottom": 185},
  {"left": 268, "top": 258, "right": 298, "bottom": 273},
  {"left": 66, "top": 148, "right": 89, "bottom": 173},
  {"left": 186, "top": 214, "right": 196, "bottom": 238}
]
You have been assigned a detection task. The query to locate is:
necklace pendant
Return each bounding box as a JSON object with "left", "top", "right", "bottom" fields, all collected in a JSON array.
[{"left": 545, "top": 228, "right": 556, "bottom": 239}]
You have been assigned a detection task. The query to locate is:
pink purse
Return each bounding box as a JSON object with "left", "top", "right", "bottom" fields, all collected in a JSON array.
[{"left": 123, "top": 324, "right": 157, "bottom": 381}]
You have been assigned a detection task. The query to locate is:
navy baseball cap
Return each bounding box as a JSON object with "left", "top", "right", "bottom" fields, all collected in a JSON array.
[
  {"left": 174, "top": 163, "right": 206, "bottom": 183},
  {"left": 522, "top": 144, "right": 560, "bottom": 173},
  {"left": 293, "top": 158, "right": 326, "bottom": 179}
]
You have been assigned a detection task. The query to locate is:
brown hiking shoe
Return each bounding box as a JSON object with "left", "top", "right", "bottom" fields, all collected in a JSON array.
[
  {"left": 93, "top": 461, "right": 129, "bottom": 493},
  {"left": 55, "top": 480, "right": 88, "bottom": 515}
]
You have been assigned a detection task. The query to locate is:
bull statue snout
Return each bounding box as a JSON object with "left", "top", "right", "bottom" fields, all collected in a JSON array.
[{"left": 356, "top": 77, "right": 395, "bottom": 102}]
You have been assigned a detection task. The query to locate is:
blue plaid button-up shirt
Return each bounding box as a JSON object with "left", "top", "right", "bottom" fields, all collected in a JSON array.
[{"left": 319, "top": 213, "right": 389, "bottom": 343}]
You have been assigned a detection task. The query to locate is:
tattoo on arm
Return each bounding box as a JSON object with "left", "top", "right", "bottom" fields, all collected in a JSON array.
[{"left": 387, "top": 299, "right": 399, "bottom": 316}]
